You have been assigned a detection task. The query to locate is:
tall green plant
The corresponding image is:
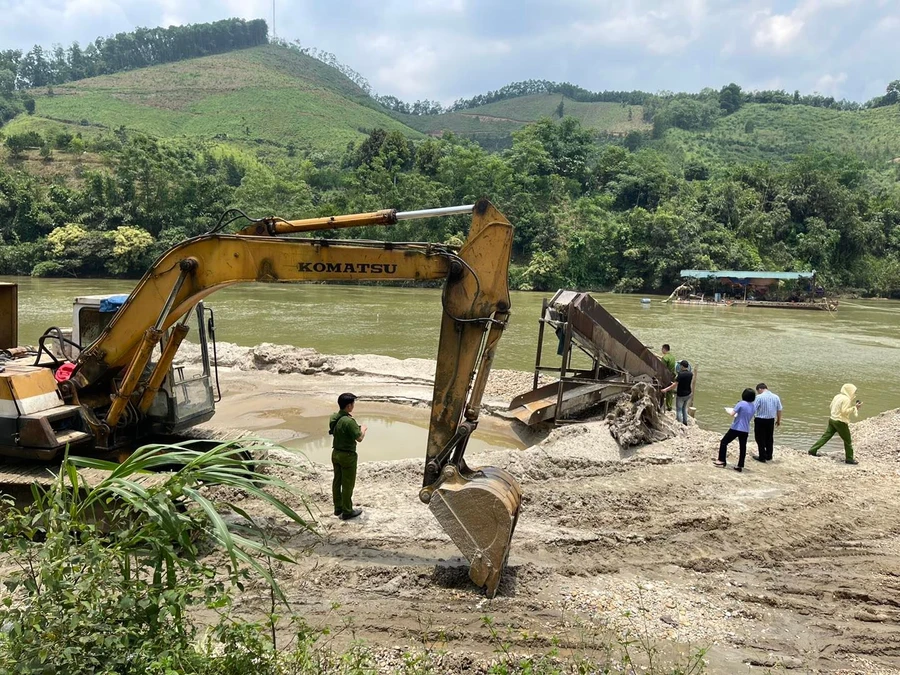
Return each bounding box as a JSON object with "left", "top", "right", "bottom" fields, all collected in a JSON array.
[{"left": 0, "top": 439, "right": 317, "bottom": 674}]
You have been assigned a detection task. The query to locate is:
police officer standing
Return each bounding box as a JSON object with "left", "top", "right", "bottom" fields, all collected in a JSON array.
[{"left": 329, "top": 393, "right": 367, "bottom": 520}]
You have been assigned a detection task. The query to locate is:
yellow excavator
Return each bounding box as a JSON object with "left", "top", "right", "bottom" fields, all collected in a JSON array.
[{"left": 0, "top": 198, "right": 521, "bottom": 597}]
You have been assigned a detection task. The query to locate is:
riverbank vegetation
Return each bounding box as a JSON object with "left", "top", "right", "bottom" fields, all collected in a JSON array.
[{"left": 2, "top": 116, "right": 900, "bottom": 295}]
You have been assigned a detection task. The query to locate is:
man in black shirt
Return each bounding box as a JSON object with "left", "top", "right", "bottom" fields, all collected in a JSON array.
[{"left": 661, "top": 360, "right": 693, "bottom": 425}]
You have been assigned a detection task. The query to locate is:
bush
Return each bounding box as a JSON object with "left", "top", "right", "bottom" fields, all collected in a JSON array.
[
  {"left": 53, "top": 130, "right": 74, "bottom": 150},
  {"left": 0, "top": 241, "right": 46, "bottom": 275},
  {"left": 107, "top": 225, "right": 154, "bottom": 275},
  {"left": 0, "top": 440, "right": 315, "bottom": 674},
  {"left": 30, "top": 260, "right": 65, "bottom": 277},
  {"left": 508, "top": 262, "right": 529, "bottom": 290},
  {"left": 614, "top": 276, "right": 644, "bottom": 293},
  {"left": 521, "top": 250, "right": 564, "bottom": 291}
]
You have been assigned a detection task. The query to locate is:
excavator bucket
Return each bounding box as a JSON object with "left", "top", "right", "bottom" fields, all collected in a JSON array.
[{"left": 426, "top": 464, "right": 522, "bottom": 597}]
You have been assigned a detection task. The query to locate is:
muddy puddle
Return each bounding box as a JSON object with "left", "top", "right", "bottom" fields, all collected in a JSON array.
[{"left": 212, "top": 393, "right": 526, "bottom": 464}]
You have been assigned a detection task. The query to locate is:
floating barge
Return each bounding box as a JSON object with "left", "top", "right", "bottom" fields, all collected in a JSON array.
[{"left": 665, "top": 270, "right": 837, "bottom": 312}]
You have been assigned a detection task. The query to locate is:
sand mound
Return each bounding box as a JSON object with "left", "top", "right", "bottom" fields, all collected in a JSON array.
[
  {"left": 851, "top": 408, "right": 900, "bottom": 463},
  {"left": 175, "top": 340, "right": 550, "bottom": 404}
]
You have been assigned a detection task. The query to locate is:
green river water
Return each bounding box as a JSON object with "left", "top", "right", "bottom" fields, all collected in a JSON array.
[{"left": 5, "top": 275, "right": 899, "bottom": 451}]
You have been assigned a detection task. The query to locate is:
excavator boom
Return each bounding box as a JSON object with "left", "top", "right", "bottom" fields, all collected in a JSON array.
[{"left": 53, "top": 198, "right": 519, "bottom": 597}]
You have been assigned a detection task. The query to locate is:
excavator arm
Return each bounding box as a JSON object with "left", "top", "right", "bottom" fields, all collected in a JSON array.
[{"left": 70, "top": 198, "right": 520, "bottom": 597}]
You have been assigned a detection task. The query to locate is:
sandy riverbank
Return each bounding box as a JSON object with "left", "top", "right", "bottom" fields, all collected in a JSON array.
[{"left": 185, "top": 343, "right": 900, "bottom": 674}]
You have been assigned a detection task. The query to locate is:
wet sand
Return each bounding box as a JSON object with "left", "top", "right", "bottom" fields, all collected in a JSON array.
[{"left": 187, "top": 343, "right": 900, "bottom": 674}]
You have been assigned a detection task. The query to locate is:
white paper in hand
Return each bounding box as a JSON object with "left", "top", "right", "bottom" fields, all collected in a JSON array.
[{"left": 725, "top": 407, "right": 735, "bottom": 416}]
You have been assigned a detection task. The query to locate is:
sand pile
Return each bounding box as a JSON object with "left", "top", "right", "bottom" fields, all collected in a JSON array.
[
  {"left": 852, "top": 409, "right": 900, "bottom": 463},
  {"left": 176, "top": 340, "right": 551, "bottom": 404}
]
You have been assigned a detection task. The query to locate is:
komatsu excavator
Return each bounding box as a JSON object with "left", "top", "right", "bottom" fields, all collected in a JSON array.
[{"left": 0, "top": 198, "right": 520, "bottom": 597}]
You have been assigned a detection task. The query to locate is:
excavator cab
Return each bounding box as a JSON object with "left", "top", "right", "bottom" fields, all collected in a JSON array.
[
  {"left": 53, "top": 295, "right": 217, "bottom": 441},
  {"left": 142, "top": 303, "right": 218, "bottom": 433}
]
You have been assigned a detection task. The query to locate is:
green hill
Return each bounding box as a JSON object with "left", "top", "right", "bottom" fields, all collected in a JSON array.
[
  {"left": 401, "top": 94, "right": 649, "bottom": 144},
  {"left": 7, "top": 41, "right": 897, "bottom": 167},
  {"left": 11, "top": 45, "right": 421, "bottom": 153},
  {"left": 658, "top": 102, "right": 900, "bottom": 168}
]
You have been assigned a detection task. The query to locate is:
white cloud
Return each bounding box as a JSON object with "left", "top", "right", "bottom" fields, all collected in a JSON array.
[
  {"left": 753, "top": 13, "right": 805, "bottom": 50},
  {"left": 63, "top": 0, "right": 124, "bottom": 18},
  {"left": 752, "top": 0, "right": 859, "bottom": 53},
  {"left": 568, "top": 0, "right": 708, "bottom": 55},
  {"left": 409, "top": 0, "right": 466, "bottom": 14},
  {"left": 373, "top": 41, "right": 440, "bottom": 98},
  {"left": 0, "top": 0, "right": 895, "bottom": 105},
  {"left": 813, "top": 72, "right": 847, "bottom": 96},
  {"left": 874, "top": 14, "right": 900, "bottom": 31},
  {"left": 221, "top": 0, "right": 272, "bottom": 17},
  {"left": 155, "top": 0, "right": 185, "bottom": 27}
]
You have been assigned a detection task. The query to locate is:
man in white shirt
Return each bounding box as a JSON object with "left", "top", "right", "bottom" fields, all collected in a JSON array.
[{"left": 752, "top": 382, "right": 782, "bottom": 463}]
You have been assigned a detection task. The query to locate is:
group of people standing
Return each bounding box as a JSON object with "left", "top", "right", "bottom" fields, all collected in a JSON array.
[
  {"left": 657, "top": 344, "right": 860, "bottom": 472},
  {"left": 714, "top": 383, "right": 782, "bottom": 471},
  {"left": 716, "top": 383, "right": 860, "bottom": 471}
]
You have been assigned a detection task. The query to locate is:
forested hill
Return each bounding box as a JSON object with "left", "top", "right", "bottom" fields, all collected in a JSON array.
[
  {"left": 1, "top": 20, "right": 900, "bottom": 296},
  {"left": 1, "top": 18, "right": 269, "bottom": 89}
]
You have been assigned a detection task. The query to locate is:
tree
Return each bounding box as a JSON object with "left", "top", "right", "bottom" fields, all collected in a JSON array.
[
  {"left": 873, "top": 80, "right": 900, "bottom": 108},
  {"left": 107, "top": 226, "right": 154, "bottom": 275},
  {"left": 555, "top": 97, "right": 564, "bottom": 118},
  {"left": 23, "top": 96, "right": 35, "bottom": 114},
  {"left": 623, "top": 130, "right": 644, "bottom": 152},
  {"left": 234, "top": 164, "right": 315, "bottom": 219},
  {"left": 0, "top": 69, "right": 13, "bottom": 96},
  {"left": 683, "top": 157, "right": 710, "bottom": 181},
  {"left": 4, "top": 134, "right": 28, "bottom": 157},
  {"left": 719, "top": 83, "right": 743, "bottom": 115}
]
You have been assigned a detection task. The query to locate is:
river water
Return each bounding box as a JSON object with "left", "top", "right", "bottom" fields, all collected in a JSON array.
[{"left": 5, "top": 275, "right": 899, "bottom": 450}]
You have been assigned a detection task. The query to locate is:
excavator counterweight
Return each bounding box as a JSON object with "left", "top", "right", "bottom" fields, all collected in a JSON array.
[{"left": 0, "top": 199, "right": 522, "bottom": 597}]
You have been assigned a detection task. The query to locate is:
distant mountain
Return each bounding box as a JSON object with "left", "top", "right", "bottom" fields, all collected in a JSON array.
[
  {"left": 398, "top": 94, "right": 650, "bottom": 149},
  {"left": 659, "top": 102, "right": 900, "bottom": 168}
]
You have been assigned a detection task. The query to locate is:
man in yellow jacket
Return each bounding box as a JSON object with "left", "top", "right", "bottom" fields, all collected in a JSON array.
[{"left": 808, "top": 383, "right": 861, "bottom": 464}]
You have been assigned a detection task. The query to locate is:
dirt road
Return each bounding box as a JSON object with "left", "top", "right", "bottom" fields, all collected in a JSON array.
[{"left": 196, "top": 345, "right": 900, "bottom": 673}]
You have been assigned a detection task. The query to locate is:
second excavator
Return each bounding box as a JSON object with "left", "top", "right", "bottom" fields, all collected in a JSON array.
[{"left": 0, "top": 198, "right": 520, "bottom": 597}]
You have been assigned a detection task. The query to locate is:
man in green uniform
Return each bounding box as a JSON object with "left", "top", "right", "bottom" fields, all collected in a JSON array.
[
  {"left": 329, "top": 393, "right": 367, "bottom": 520},
  {"left": 660, "top": 344, "right": 677, "bottom": 411}
]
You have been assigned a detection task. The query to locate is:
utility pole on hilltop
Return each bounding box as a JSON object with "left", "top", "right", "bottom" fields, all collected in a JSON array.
[{"left": 272, "top": 0, "right": 276, "bottom": 38}]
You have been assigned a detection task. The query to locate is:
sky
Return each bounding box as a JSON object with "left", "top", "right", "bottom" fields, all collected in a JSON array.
[{"left": 0, "top": 0, "right": 895, "bottom": 105}]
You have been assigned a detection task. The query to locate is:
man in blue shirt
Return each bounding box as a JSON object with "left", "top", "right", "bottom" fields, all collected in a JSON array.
[
  {"left": 714, "top": 388, "right": 756, "bottom": 472},
  {"left": 752, "top": 383, "right": 782, "bottom": 463}
]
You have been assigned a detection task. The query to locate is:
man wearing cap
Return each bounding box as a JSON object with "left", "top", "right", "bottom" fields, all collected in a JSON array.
[
  {"left": 752, "top": 383, "right": 782, "bottom": 462},
  {"left": 329, "top": 393, "right": 367, "bottom": 520}
]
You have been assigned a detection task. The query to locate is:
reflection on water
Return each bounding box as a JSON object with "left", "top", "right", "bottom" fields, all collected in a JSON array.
[
  {"left": 5, "top": 275, "right": 900, "bottom": 450},
  {"left": 254, "top": 409, "right": 523, "bottom": 464}
]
